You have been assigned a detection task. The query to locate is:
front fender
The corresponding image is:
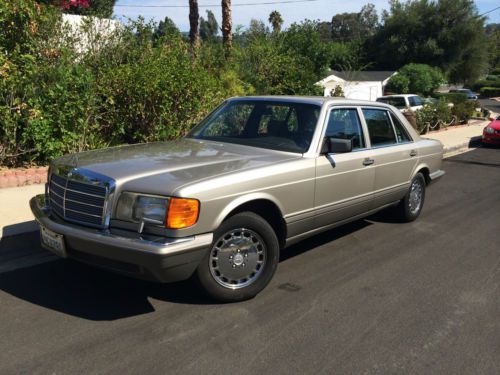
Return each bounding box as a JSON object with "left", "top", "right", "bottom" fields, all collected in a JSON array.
[{"left": 213, "top": 192, "right": 285, "bottom": 229}]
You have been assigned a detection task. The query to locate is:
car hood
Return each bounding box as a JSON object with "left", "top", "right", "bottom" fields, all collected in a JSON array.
[{"left": 52, "top": 138, "right": 301, "bottom": 195}]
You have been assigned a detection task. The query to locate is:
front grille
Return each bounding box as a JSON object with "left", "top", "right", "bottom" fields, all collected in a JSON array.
[{"left": 49, "top": 172, "right": 108, "bottom": 228}]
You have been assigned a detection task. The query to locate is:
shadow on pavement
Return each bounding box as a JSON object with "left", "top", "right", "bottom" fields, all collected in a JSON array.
[
  {"left": 0, "top": 218, "right": 376, "bottom": 320},
  {"left": 1, "top": 220, "right": 39, "bottom": 238}
]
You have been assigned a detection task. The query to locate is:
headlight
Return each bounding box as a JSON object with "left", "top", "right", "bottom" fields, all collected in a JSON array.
[
  {"left": 116, "top": 193, "right": 168, "bottom": 225},
  {"left": 485, "top": 126, "right": 494, "bottom": 134},
  {"left": 115, "top": 193, "right": 199, "bottom": 229}
]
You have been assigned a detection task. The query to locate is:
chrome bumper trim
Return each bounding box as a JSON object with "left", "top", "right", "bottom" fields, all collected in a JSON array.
[{"left": 30, "top": 194, "right": 213, "bottom": 256}]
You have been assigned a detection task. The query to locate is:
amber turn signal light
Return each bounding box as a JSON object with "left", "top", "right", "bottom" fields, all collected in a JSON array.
[{"left": 166, "top": 198, "right": 200, "bottom": 229}]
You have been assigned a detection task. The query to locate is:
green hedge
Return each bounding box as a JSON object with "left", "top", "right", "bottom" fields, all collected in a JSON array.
[
  {"left": 433, "top": 92, "right": 468, "bottom": 103},
  {"left": 471, "top": 79, "right": 500, "bottom": 92},
  {"left": 480, "top": 87, "right": 500, "bottom": 97}
]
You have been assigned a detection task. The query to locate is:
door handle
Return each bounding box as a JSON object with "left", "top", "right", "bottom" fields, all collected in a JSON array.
[
  {"left": 409, "top": 150, "right": 417, "bottom": 157},
  {"left": 362, "top": 158, "right": 374, "bottom": 166}
]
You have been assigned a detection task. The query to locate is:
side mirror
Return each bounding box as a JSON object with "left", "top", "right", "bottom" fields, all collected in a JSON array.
[
  {"left": 488, "top": 117, "right": 494, "bottom": 122},
  {"left": 321, "top": 137, "right": 353, "bottom": 154}
]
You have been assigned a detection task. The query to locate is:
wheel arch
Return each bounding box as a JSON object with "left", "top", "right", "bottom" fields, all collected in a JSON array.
[
  {"left": 412, "top": 163, "right": 431, "bottom": 185},
  {"left": 214, "top": 193, "right": 287, "bottom": 249}
]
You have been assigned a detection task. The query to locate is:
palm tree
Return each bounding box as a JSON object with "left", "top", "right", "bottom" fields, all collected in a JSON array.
[
  {"left": 221, "top": 0, "right": 232, "bottom": 50},
  {"left": 189, "top": 0, "right": 200, "bottom": 50},
  {"left": 268, "top": 10, "right": 283, "bottom": 34}
]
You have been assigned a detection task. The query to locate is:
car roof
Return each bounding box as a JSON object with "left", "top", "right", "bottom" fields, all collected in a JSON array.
[
  {"left": 377, "top": 94, "right": 419, "bottom": 99},
  {"left": 227, "top": 96, "right": 391, "bottom": 108}
]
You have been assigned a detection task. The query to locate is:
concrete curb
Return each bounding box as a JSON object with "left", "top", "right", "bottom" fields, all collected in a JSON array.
[{"left": 443, "top": 136, "right": 482, "bottom": 158}]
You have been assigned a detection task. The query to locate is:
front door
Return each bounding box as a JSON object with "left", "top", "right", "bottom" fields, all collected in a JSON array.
[{"left": 314, "top": 107, "right": 375, "bottom": 228}]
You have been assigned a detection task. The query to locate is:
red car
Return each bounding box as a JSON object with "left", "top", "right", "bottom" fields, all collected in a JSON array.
[{"left": 483, "top": 115, "right": 500, "bottom": 145}]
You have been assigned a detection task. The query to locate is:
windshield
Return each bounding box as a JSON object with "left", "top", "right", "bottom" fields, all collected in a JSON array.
[
  {"left": 187, "top": 100, "right": 320, "bottom": 153},
  {"left": 376, "top": 97, "right": 406, "bottom": 109}
]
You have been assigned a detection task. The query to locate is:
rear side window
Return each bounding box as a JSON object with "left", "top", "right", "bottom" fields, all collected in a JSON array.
[
  {"left": 362, "top": 109, "right": 397, "bottom": 147},
  {"left": 408, "top": 96, "right": 423, "bottom": 107},
  {"left": 390, "top": 112, "right": 412, "bottom": 143},
  {"left": 326, "top": 108, "right": 365, "bottom": 149}
]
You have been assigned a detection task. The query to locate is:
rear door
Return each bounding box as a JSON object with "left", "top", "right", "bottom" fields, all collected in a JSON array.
[
  {"left": 361, "top": 107, "right": 419, "bottom": 208},
  {"left": 314, "top": 107, "right": 375, "bottom": 228}
]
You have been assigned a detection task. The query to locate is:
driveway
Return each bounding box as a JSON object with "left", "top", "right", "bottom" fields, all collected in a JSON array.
[{"left": 0, "top": 147, "right": 499, "bottom": 374}]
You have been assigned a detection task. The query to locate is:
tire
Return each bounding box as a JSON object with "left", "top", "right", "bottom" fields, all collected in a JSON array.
[
  {"left": 195, "top": 212, "right": 280, "bottom": 302},
  {"left": 396, "top": 172, "right": 426, "bottom": 222}
]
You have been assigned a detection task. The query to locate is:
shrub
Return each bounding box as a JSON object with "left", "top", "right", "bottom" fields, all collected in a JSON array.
[
  {"left": 480, "top": 87, "right": 500, "bottom": 97},
  {"left": 415, "top": 100, "right": 453, "bottom": 132},
  {"left": 385, "top": 74, "right": 410, "bottom": 94},
  {"left": 0, "top": 6, "right": 230, "bottom": 166},
  {"left": 0, "top": 6, "right": 332, "bottom": 167},
  {"left": 452, "top": 100, "right": 476, "bottom": 122}
]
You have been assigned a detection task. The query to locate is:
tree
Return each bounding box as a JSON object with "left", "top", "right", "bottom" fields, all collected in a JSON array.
[
  {"left": 189, "top": 0, "right": 200, "bottom": 50},
  {"left": 282, "top": 20, "right": 334, "bottom": 76},
  {"left": 199, "top": 10, "right": 218, "bottom": 41},
  {"left": 359, "top": 3, "right": 378, "bottom": 36},
  {"left": 221, "top": 0, "right": 232, "bottom": 50},
  {"left": 317, "top": 21, "right": 332, "bottom": 42},
  {"left": 246, "top": 19, "right": 269, "bottom": 38},
  {"left": 331, "top": 12, "right": 359, "bottom": 42},
  {"left": 367, "top": 0, "right": 488, "bottom": 83},
  {"left": 268, "top": 10, "right": 283, "bottom": 34},
  {"left": 331, "top": 3, "right": 378, "bottom": 42},
  {"left": 155, "top": 16, "right": 180, "bottom": 40},
  {"left": 387, "top": 64, "right": 444, "bottom": 95},
  {"left": 485, "top": 24, "right": 500, "bottom": 71}
]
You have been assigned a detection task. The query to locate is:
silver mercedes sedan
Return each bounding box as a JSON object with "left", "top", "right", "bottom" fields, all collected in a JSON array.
[{"left": 31, "top": 96, "right": 445, "bottom": 302}]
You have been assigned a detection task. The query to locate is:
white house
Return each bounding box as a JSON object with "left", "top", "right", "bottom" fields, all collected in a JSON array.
[
  {"left": 62, "top": 14, "right": 122, "bottom": 55},
  {"left": 317, "top": 70, "right": 397, "bottom": 101}
]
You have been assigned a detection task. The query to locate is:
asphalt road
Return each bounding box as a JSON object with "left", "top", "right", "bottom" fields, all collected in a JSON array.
[
  {"left": 479, "top": 98, "right": 500, "bottom": 114},
  {"left": 1, "top": 147, "right": 499, "bottom": 374}
]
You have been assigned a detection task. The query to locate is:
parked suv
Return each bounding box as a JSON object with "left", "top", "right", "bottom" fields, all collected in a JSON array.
[
  {"left": 376, "top": 94, "right": 425, "bottom": 112},
  {"left": 31, "top": 96, "right": 445, "bottom": 302}
]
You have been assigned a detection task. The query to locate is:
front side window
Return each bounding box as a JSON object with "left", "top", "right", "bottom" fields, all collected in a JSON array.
[
  {"left": 326, "top": 108, "right": 365, "bottom": 149},
  {"left": 188, "top": 100, "right": 320, "bottom": 153},
  {"left": 362, "top": 108, "right": 397, "bottom": 147}
]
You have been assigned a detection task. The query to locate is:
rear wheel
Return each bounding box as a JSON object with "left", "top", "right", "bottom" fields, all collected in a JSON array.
[
  {"left": 396, "top": 172, "right": 426, "bottom": 222},
  {"left": 196, "top": 212, "right": 279, "bottom": 302}
]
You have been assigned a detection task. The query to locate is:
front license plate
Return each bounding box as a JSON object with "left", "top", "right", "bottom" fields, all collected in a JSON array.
[{"left": 40, "top": 225, "right": 67, "bottom": 258}]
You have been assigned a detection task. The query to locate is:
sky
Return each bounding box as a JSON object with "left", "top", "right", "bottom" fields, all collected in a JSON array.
[{"left": 112, "top": 0, "right": 500, "bottom": 31}]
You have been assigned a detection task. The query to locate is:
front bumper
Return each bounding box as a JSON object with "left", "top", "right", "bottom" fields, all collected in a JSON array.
[
  {"left": 482, "top": 134, "right": 500, "bottom": 144},
  {"left": 30, "top": 195, "right": 213, "bottom": 282}
]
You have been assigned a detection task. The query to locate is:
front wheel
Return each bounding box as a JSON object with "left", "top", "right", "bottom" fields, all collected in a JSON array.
[
  {"left": 395, "top": 172, "right": 426, "bottom": 222},
  {"left": 196, "top": 212, "right": 280, "bottom": 302}
]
